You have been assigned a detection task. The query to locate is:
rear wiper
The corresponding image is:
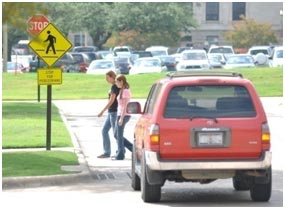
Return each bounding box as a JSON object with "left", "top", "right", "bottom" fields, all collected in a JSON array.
[{"left": 189, "top": 116, "right": 218, "bottom": 123}]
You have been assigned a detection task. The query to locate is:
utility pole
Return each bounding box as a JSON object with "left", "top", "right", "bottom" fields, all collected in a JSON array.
[{"left": 3, "top": 24, "right": 8, "bottom": 72}]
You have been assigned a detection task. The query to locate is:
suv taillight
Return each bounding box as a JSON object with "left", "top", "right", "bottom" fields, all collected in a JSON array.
[
  {"left": 149, "top": 124, "right": 160, "bottom": 145},
  {"left": 261, "top": 123, "right": 270, "bottom": 150}
]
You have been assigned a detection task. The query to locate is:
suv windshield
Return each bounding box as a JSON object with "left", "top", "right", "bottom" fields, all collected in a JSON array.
[{"left": 164, "top": 85, "right": 256, "bottom": 118}]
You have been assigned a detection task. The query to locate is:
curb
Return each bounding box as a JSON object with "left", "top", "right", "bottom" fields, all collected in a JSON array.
[{"left": 2, "top": 171, "right": 92, "bottom": 190}]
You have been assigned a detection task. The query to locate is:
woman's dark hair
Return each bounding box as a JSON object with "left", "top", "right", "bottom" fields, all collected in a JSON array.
[{"left": 106, "top": 70, "right": 116, "bottom": 79}]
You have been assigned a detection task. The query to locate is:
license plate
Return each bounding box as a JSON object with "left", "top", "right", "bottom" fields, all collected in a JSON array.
[{"left": 198, "top": 132, "right": 223, "bottom": 147}]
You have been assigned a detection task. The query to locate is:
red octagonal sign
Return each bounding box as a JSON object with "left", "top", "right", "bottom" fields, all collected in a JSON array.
[{"left": 27, "top": 14, "right": 49, "bottom": 35}]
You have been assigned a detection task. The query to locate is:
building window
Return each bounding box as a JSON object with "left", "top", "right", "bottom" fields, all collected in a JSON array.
[
  {"left": 74, "top": 34, "right": 86, "bottom": 46},
  {"left": 206, "top": 2, "right": 219, "bottom": 21},
  {"left": 206, "top": 36, "right": 219, "bottom": 45},
  {"left": 232, "top": 2, "right": 246, "bottom": 20}
]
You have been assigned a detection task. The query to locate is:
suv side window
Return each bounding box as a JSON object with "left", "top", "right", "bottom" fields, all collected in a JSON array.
[
  {"left": 144, "top": 83, "right": 162, "bottom": 114},
  {"left": 164, "top": 85, "right": 256, "bottom": 118}
]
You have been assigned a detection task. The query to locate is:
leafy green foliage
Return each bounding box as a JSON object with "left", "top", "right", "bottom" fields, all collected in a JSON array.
[
  {"left": 224, "top": 16, "right": 278, "bottom": 48},
  {"left": 105, "top": 2, "right": 196, "bottom": 48},
  {"left": 3, "top": 2, "right": 196, "bottom": 50}
]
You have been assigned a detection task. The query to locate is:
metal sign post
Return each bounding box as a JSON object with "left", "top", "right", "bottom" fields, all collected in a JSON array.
[
  {"left": 37, "top": 68, "right": 62, "bottom": 150},
  {"left": 37, "top": 56, "right": 41, "bottom": 102},
  {"left": 46, "top": 84, "right": 52, "bottom": 150}
]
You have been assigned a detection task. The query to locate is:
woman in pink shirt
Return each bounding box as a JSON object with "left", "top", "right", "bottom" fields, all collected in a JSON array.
[{"left": 113, "top": 74, "right": 133, "bottom": 160}]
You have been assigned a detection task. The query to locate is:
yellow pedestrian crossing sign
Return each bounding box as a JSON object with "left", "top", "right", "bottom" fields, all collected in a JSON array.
[{"left": 29, "top": 23, "right": 72, "bottom": 67}]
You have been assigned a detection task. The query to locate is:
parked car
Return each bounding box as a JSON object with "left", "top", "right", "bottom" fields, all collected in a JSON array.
[
  {"left": 60, "top": 53, "right": 81, "bottom": 73},
  {"left": 130, "top": 51, "right": 153, "bottom": 64},
  {"left": 176, "top": 49, "right": 211, "bottom": 71},
  {"left": 86, "top": 59, "right": 117, "bottom": 75},
  {"left": 176, "top": 46, "right": 193, "bottom": 54},
  {"left": 131, "top": 51, "right": 153, "bottom": 58},
  {"left": 69, "top": 52, "right": 90, "bottom": 73},
  {"left": 158, "top": 55, "right": 177, "bottom": 71},
  {"left": 127, "top": 71, "right": 272, "bottom": 203},
  {"left": 113, "top": 57, "right": 132, "bottom": 74},
  {"left": 72, "top": 46, "right": 97, "bottom": 53},
  {"left": 5, "top": 62, "right": 26, "bottom": 73},
  {"left": 207, "top": 53, "right": 226, "bottom": 69},
  {"left": 82, "top": 52, "right": 100, "bottom": 63},
  {"left": 222, "top": 54, "right": 256, "bottom": 69},
  {"left": 208, "top": 45, "right": 234, "bottom": 59},
  {"left": 96, "top": 50, "right": 113, "bottom": 59},
  {"left": 247, "top": 46, "right": 272, "bottom": 66},
  {"left": 269, "top": 46, "right": 283, "bottom": 67},
  {"left": 145, "top": 46, "right": 168, "bottom": 56},
  {"left": 129, "top": 57, "right": 166, "bottom": 75},
  {"left": 113, "top": 46, "right": 133, "bottom": 56}
]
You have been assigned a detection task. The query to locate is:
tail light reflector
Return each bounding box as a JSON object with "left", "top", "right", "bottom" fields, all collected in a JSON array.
[{"left": 149, "top": 124, "right": 160, "bottom": 144}]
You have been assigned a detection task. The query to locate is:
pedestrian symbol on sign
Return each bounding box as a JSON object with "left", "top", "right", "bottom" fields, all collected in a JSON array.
[
  {"left": 44, "top": 30, "right": 56, "bottom": 54},
  {"left": 28, "top": 23, "right": 72, "bottom": 67}
]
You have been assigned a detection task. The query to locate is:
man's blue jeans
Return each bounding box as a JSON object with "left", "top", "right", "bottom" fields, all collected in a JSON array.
[
  {"left": 114, "top": 115, "right": 133, "bottom": 159},
  {"left": 101, "top": 111, "right": 117, "bottom": 156}
]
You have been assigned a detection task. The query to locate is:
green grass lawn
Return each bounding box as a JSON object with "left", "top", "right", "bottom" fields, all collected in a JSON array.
[
  {"left": 2, "top": 67, "right": 283, "bottom": 100},
  {"left": 2, "top": 102, "right": 78, "bottom": 177},
  {"left": 2, "top": 151, "right": 79, "bottom": 177},
  {"left": 2, "top": 102, "right": 73, "bottom": 148}
]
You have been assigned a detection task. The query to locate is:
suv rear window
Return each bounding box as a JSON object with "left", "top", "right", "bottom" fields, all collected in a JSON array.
[{"left": 164, "top": 85, "right": 256, "bottom": 118}]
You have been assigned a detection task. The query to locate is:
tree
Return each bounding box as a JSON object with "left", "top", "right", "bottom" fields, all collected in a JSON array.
[
  {"left": 47, "top": 2, "right": 196, "bottom": 49},
  {"left": 46, "top": 2, "right": 113, "bottom": 49},
  {"left": 105, "top": 2, "right": 196, "bottom": 48},
  {"left": 2, "top": 2, "right": 47, "bottom": 66},
  {"left": 3, "top": 2, "right": 197, "bottom": 54},
  {"left": 224, "top": 15, "right": 277, "bottom": 48}
]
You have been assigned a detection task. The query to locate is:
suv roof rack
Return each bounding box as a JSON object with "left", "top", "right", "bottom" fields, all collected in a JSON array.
[{"left": 167, "top": 71, "right": 243, "bottom": 78}]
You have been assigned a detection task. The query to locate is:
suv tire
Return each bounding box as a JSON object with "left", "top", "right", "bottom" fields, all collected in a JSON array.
[
  {"left": 250, "top": 167, "right": 272, "bottom": 202},
  {"left": 141, "top": 151, "right": 161, "bottom": 203},
  {"left": 233, "top": 176, "right": 249, "bottom": 191},
  {"left": 131, "top": 144, "right": 141, "bottom": 191}
]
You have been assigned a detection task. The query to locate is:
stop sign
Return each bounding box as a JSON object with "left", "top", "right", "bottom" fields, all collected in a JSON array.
[{"left": 27, "top": 14, "right": 49, "bottom": 35}]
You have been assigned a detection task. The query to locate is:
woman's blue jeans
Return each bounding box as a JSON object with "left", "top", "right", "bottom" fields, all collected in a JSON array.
[
  {"left": 114, "top": 115, "right": 133, "bottom": 159},
  {"left": 101, "top": 111, "right": 117, "bottom": 156}
]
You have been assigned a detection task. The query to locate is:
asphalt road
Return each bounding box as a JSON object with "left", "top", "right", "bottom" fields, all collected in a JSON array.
[{"left": 2, "top": 97, "right": 283, "bottom": 208}]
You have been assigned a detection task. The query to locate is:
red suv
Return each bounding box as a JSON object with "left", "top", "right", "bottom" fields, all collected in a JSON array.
[{"left": 127, "top": 71, "right": 272, "bottom": 203}]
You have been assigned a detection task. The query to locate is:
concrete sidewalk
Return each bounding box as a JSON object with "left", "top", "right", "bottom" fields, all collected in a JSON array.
[{"left": 2, "top": 97, "right": 284, "bottom": 189}]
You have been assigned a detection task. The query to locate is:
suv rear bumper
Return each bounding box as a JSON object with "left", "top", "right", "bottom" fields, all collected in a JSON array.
[{"left": 145, "top": 151, "right": 271, "bottom": 171}]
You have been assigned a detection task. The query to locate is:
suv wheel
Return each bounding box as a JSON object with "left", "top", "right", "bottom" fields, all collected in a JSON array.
[
  {"left": 131, "top": 144, "right": 141, "bottom": 191},
  {"left": 233, "top": 176, "right": 249, "bottom": 191},
  {"left": 250, "top": 167, "right": 272, "bottom": 202},
  {"left": 141, "top": 151, "right": 161, "bottom": 203}
]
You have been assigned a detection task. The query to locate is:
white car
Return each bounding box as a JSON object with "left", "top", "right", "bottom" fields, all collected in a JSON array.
[
  {"left": 5, "top": 62, "right": 26, "bottom": 73},
  {"left": 145, "top": 46, "right": 168, "bottom": 57},
  {"left": 129, "top": 57, "right": 166, "bottom": 75},
  {"left": 222, "top": 54, "right": 256, "bottom": 69},
  {"left": 207, "top": 53, "right": 226, "bottom": 69},
  {"left": 208, "top": 45, "right": 235, "bottom": 60},
  {"left": 247, "top": 46, "right": 272, "bottom": 66},
  {"left": 86, "top": 59, "right": 117, "bottom": 75},
  {"left": 176, "top": 49, "right": 211, "bottom": 71},
  {"left": 269, "top": 46, "right": 283, "bottom": 67}
]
